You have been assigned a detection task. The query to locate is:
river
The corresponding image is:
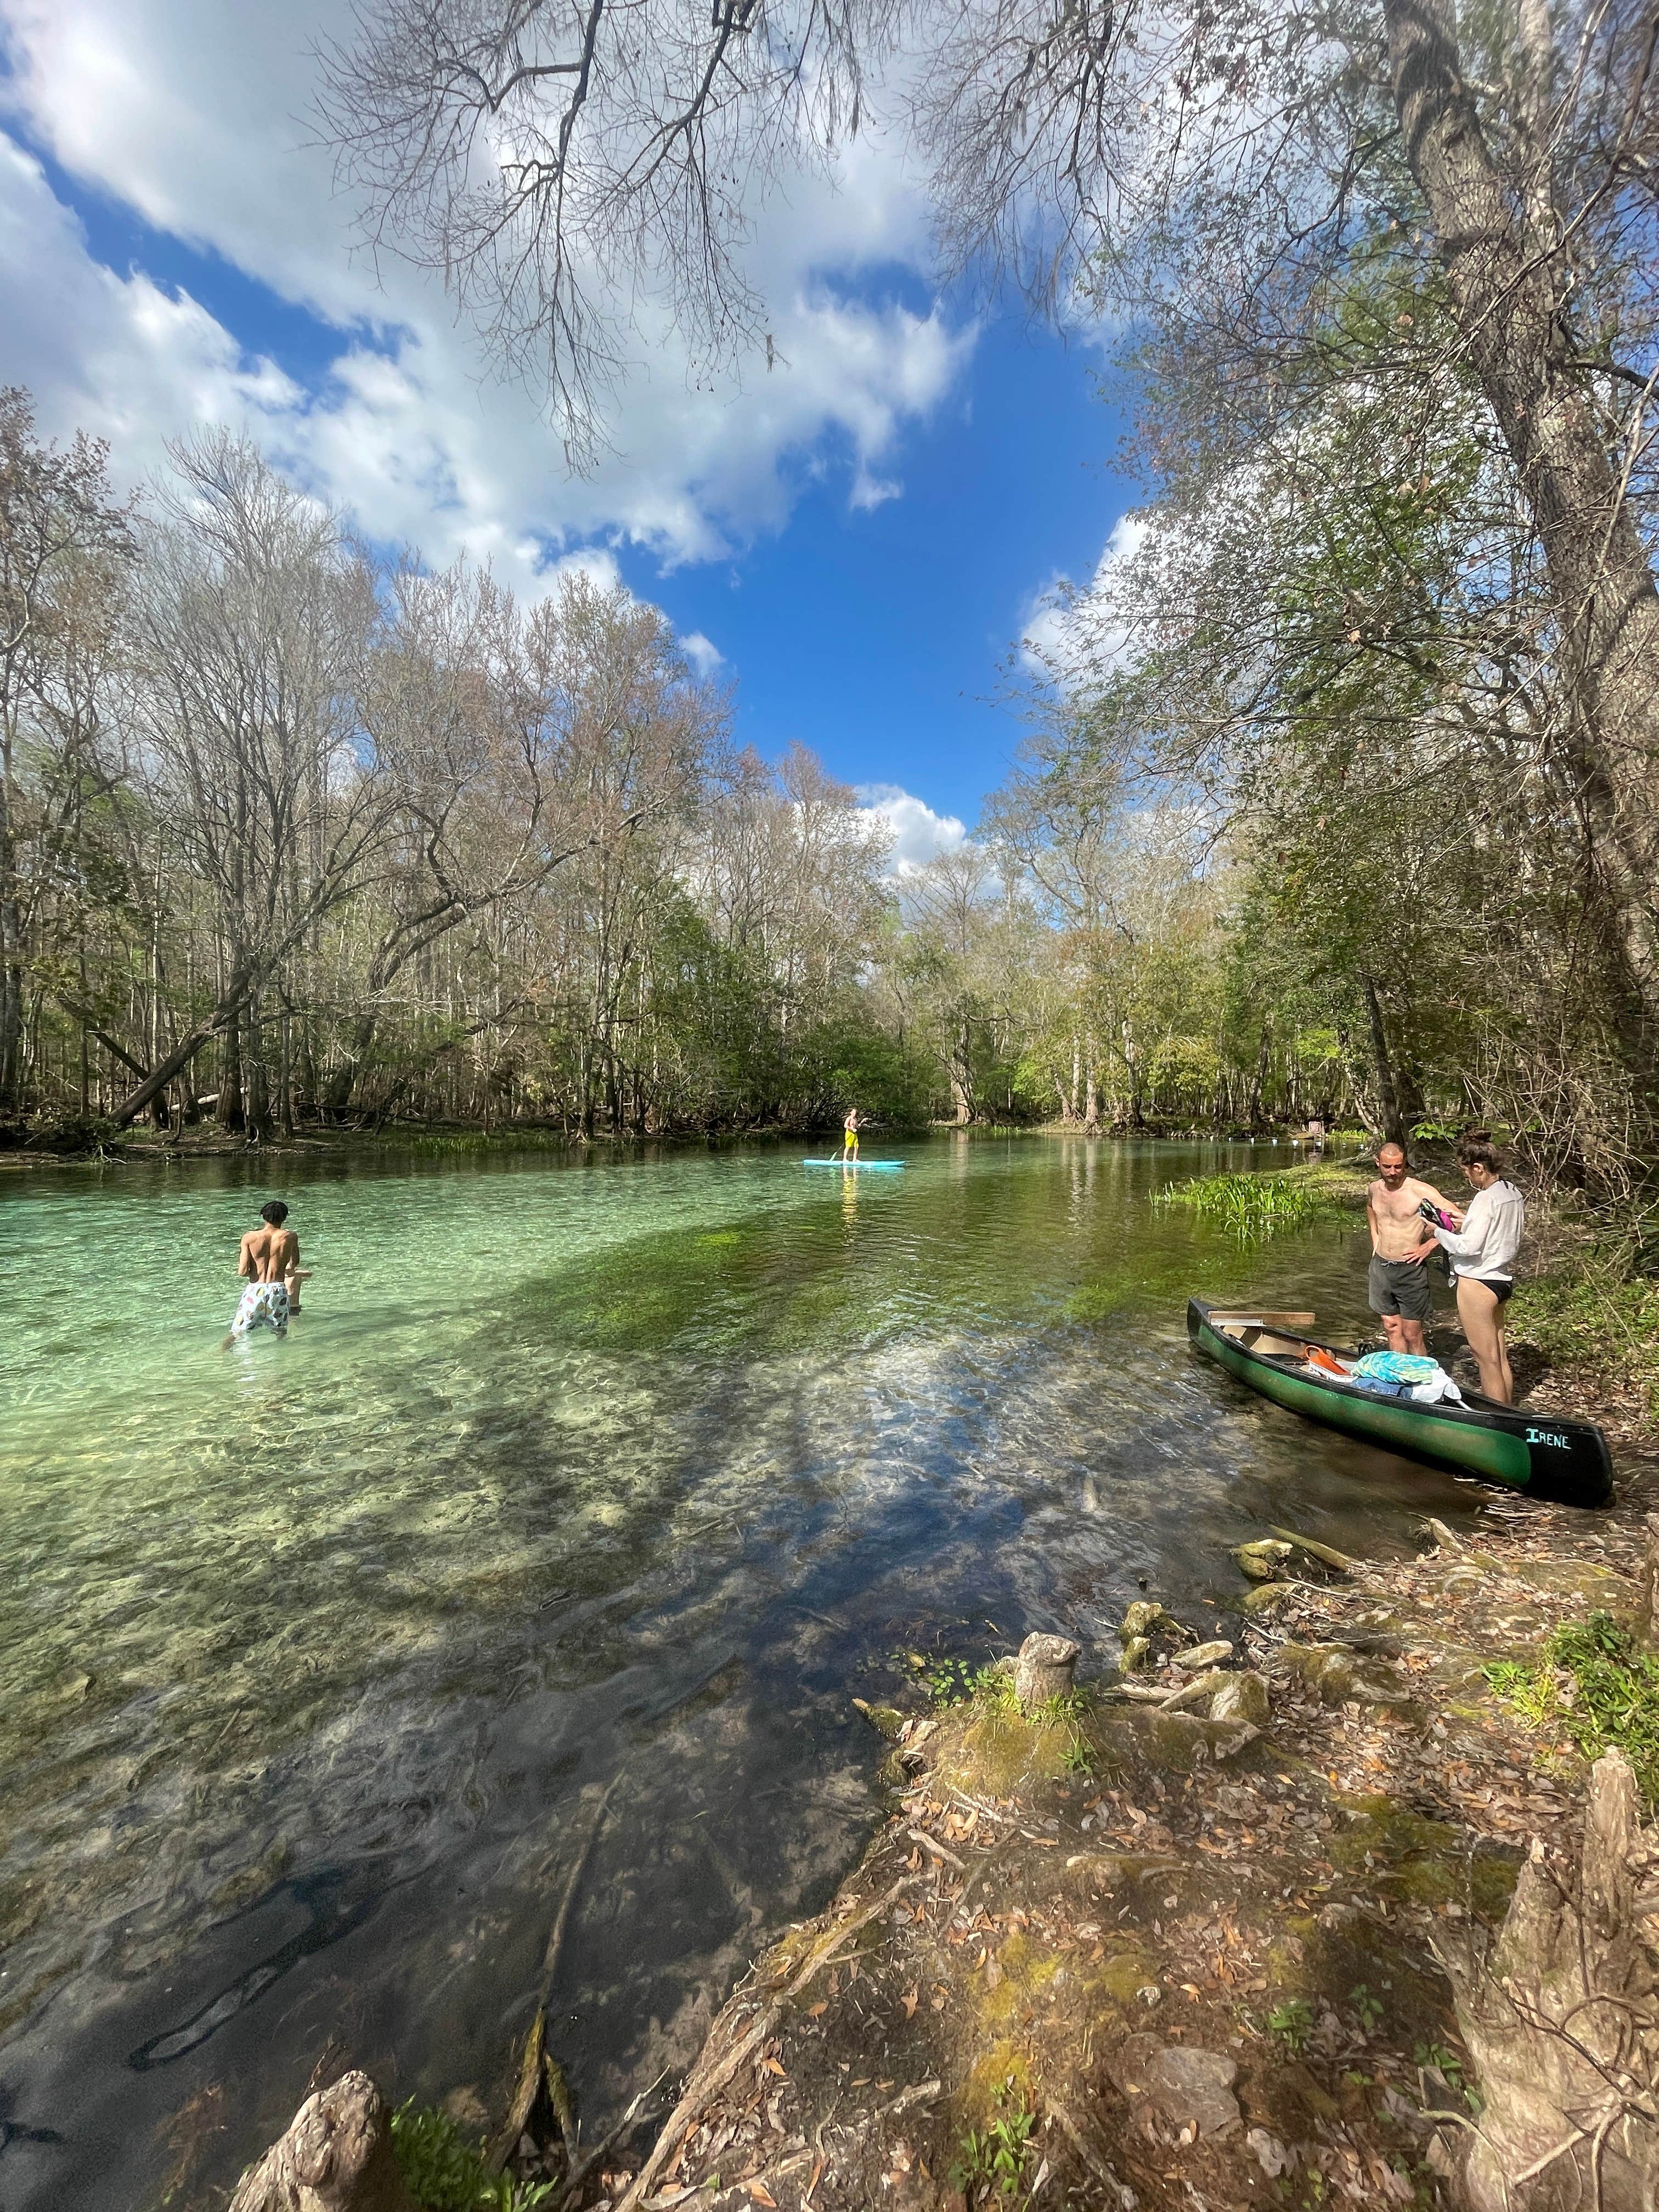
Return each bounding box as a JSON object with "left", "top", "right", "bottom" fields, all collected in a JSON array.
[{"left": 0, "top": 1134, "right": 1483, "bottom": 2209}]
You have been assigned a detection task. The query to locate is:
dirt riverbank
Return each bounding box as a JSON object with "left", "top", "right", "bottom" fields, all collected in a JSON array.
[{"left": 537, "top": 1457, "right": 1657, "bottom": 2212}]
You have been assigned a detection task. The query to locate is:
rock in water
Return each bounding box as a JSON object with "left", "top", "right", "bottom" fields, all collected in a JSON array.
[
  {"left": 227, "top": 2070, "right": 414, "bottom": 2212},
  {"left": 1014, "top": 1633, "right": 1081, "bottom": 1711},
  {"left": 851, "top": 1697, "right": 907, "bottom": 1741},
  {"left": 1233, "top": 1539, "right": 1293, "bottom": 1581}
]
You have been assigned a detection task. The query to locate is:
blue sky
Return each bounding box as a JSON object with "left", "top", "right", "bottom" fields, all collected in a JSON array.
[
  {"left": 644, "top": 320, "right": 1128, "bottom": 825},
  {"left": 0, "top": 0, "right": 1138, "bottom": 851}
]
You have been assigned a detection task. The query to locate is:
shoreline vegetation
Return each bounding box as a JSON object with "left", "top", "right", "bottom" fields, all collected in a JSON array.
[{"left": 207, "top": 1149, "right": 1659, "bottom": 2212}]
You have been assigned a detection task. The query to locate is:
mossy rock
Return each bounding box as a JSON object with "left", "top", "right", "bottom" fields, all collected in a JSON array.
[
  {"left": 935, "top": 1706, "right": 1076, "bottom": 1797},
  {"left": 1275, "top": 1642, "right": 1417, "bottom": 1717},
  {"left": 1123, "top": 1707, "right": 1261, "bottom": 1771},
  {"left": 1091, "top": 1942, "right": 1163, "bottom": 2008},
  {"left": 1505, "top": 1558, "right": 1632, "bottom": 1606},
  {"left": 1237, "top": 1582, "right": 1300, "bottom": 1617}
]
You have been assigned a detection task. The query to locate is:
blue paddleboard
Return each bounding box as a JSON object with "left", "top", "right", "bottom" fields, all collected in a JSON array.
[{"left": 802, "top": 1159, "right": 905, "bottom": 1170}]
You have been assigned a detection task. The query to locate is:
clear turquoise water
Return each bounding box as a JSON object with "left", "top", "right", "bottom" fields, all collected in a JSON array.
[{"left": 0, "top": 1136, "right": 1480, "bottom": 2208}]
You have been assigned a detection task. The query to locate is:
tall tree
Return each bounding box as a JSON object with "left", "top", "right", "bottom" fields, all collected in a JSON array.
[
  {"left": 318, "top": 0, "right": 1659, "bottom": 1019},
  {"left": 0, "top": 390, "right": 132, "bottom": 1118}
]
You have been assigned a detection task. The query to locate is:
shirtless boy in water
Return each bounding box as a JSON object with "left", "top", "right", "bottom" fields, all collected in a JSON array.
[
  {"left": 1365, "top": 1143, "right": 1454, "bottom": 1355},
  {"left": 222, "top": 1201, "right": 308, "bottom": 1344}
]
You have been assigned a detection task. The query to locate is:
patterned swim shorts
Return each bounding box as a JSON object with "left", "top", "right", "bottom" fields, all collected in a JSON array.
[{"left": 231, "top": 1280, "right": 290, "bottom": 1337}]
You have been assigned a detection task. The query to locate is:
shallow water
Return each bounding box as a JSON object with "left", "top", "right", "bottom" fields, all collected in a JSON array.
[{"left": 0, "top": 1134, "right": 1481, "bottom": 2208}]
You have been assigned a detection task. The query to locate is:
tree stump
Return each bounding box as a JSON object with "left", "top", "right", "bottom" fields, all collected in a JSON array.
[
  {"left": 1442, "top": 1751, "right": 1659, "bottom": 2210},
  {"left": 1014, "top": 1633, "right": 1080, "bottom": 1712},
  {"left": 1640, "top": 1514, "right": 1659, "bottom": 1647},
  {"left": 227, "top": 2071, "right": 415, "bottom": 2212}
]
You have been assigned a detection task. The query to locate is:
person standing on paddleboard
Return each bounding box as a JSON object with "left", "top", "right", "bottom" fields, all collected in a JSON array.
[
  {"left": 1365, "top": 1143, "right": 1456, "bottom": 1356},
  {"left": 842, "top": 1105, "right": 866, "bottom": 1161}
]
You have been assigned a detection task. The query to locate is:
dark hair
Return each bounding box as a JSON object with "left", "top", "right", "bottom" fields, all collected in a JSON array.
[
  {"left": 1457, "top": 1140, "right": 1503, "bottom": 1175},
  {"left": 259, "top": 1201, "right": 290, "bottom": 1225}
]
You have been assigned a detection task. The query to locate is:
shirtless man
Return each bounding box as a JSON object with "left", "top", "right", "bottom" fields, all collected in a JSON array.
[
  {"left": 1365, "top": 1144, "right": 1454, "bottom": 1354},
  {"left": 223, "top": 1200, "right": 301, "bottom": 1345},
  {"left": 842, "top": 1105, "right": 865, "bottom": 1161}
]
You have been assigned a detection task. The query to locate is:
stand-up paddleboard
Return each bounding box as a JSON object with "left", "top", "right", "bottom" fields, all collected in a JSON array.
[{"left": 802, "top": 1158, "right": 906, "bottom": 1170}]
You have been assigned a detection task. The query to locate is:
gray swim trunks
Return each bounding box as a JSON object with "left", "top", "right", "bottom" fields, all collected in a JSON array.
[{"left": 1367, "top": 1253, "right": 1435, "bottom": 1323}]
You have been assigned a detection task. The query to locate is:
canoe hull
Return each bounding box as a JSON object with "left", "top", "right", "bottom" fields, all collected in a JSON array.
[{"left": 1187, "top": 1299, "right": 1612, "bottom": 1509}]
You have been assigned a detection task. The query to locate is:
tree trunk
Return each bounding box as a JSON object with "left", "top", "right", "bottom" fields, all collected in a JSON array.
[
  {"left": 227, "top": 2070, "right": 415, "bottom": 2212},
  {"left": 218, "top": 1002, "right": 245, "bottom": 1131},
  {"left": 324, "top": 1012, "right": 379, "bottom": 1116},
  {"left": 1442, "top": 1750, "right": 1659, "bottom": 2210},
  {"left": 1361, "top": 974, "right": 1405, "bottom": 1145},
  {"left": 1385, "top": 0, "right": 1659, "bottom": 1026},
  {"left": 245, "top": 997, "right": 272, "bottom": 1141},
  {"left": 1014, "top": 1634, "right": 1080, "bottom": 1713}
]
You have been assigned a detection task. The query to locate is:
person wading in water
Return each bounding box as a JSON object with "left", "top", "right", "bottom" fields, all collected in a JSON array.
[
  {"left": 223, "top": 1201, "right": 303, "bottom": 1346},
  {"left": 1365, "top": 1143, "right": 1455, "bottom": 1356}
]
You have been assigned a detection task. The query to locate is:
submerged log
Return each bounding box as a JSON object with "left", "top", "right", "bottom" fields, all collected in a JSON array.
[
  {"left": 226, "top": 2072, "right": 414, "bottom": 2212},
  {"left": 1014, "top": 1633, "right": 1080, "bottom": 1712},
  {"left": 1443, "top": 1750, "right": 1659, "bottom": 2210}
]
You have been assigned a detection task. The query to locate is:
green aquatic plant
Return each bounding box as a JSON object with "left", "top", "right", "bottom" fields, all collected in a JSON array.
[
  {"left": 1153, "top": 1171, "right": 1329, "bottom": 1235},
  {"left": 925, "top": 1657, "right": 1017, "bottom": 1710},
  {"left": 389, "top": 2101, "right": 558, "bottom": 2211},
  {"left": 1486, "top": 1611, "right": 1659, "bottom": 1804}
]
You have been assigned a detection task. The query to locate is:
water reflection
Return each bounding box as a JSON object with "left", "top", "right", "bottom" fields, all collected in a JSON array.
[{"left": 0, "top": 1136, "right": 1480, "bottom": 2209}]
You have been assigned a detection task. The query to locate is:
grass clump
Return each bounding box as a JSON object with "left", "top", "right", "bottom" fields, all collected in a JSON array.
[
  {"left": 1265, "top": 1996, "right": 1315, "bottom": 2054},
  {"left": 1154, "top": 1170, "right": 1329, "bottom": 1236},
  {"left": 950, "top": 2079, "right": 1036, "bottom": 2207},
  {"left": 1486, "top": 1610, "right": 1659, "bottom": 1803},
  {"left": 389, "top": 2101, "right": 557, "bottom": 2211}
]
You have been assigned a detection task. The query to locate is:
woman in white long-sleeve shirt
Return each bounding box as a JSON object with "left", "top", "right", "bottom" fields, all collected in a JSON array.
[{"left": 1430, "top": 1139, "right": 1526, "bottom": 1404}]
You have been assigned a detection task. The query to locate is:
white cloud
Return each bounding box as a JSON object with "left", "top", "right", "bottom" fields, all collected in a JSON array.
[
  {"left": 854, "top": 782, "right": 968, "bottom": 872},
  {"left": 680, "top": 631, "right": 725, "bottom": 678},
  {"left": 1018, "top": 510, "right": 1149, "bottom": 681},
  {"left": 0, "top": 0, "right": 975, "bottom": 584},
  {"left": 849, "top": 467, "right": 903, "bottom": 512}
]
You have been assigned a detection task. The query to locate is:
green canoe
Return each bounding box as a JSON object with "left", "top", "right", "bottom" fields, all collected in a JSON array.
[{"left": 1188, "top": 1299, "right": 1612, "bottom": 1509}]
